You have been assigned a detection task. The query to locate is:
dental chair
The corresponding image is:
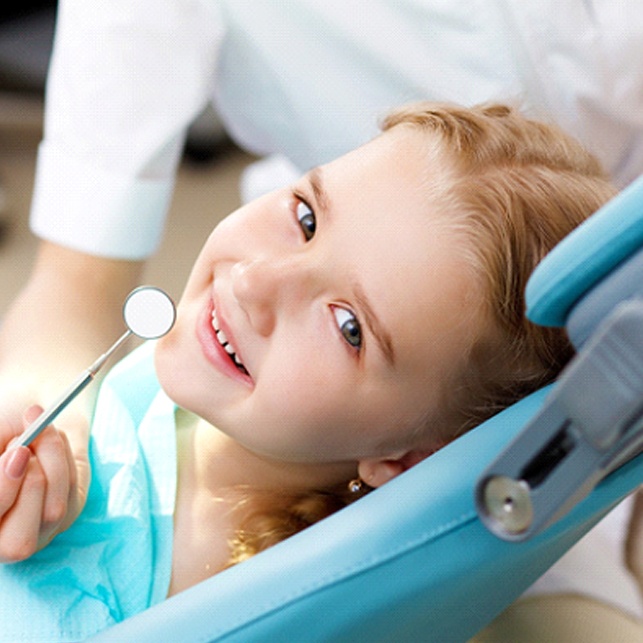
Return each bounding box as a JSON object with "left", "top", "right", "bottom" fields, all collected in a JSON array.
[{"left": 90, "top": 175, "right": 643, "bottom": 642}]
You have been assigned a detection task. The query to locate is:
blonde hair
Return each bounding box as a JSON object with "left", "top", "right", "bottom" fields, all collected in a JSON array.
[
  {"left": 226, "top": 102, "right": 617, "bottom": 567},
  {"left": 381, "top": 102, "right": 616, "bottom": 437}
]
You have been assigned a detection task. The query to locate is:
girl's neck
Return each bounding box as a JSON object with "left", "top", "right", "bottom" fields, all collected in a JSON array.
[
  {"left": 169, "top": 409, "right": 357, "bottom": 596},
  {"left": 176, "top": 409, "right": 355, "bottom": 498}
]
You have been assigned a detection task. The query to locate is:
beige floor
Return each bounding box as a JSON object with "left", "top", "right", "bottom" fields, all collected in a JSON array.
[{"left": 0, "top": 92, "right": 255, "bottom": 316}]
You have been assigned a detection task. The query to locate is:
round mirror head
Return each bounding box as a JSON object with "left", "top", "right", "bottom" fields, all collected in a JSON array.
[{"left": 123, "top": 286, "right": 176, "bottom": 339}]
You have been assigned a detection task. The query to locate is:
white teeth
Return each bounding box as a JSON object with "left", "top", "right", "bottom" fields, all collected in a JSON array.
[
  {"left": 217, "top": 328, "right": 229, "bottom": 345},
  {"left": 211, "top": 307, "right": 247, "bottom": 373}
]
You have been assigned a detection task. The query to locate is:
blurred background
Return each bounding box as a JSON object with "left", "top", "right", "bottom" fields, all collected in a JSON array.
[{"left": 0, "top": 1, "right": 255, "bottom": 313}]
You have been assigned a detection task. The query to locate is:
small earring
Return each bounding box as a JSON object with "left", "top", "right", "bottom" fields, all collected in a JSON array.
[{"left": 348, "top": 478, "right": 364, "bottom": 493}]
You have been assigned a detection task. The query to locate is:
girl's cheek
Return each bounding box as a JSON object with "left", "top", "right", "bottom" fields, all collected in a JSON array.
[{"left": 209, "top": 215, "right": 258, "bottom": 258}]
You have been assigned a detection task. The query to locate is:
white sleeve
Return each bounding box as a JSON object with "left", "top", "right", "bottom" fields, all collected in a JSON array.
[
  {"left": 212, "top": 0, "right": 642, "bottom": 189},
  {"left": 30, "top": 0, "right": 224, "bottom": 259}
]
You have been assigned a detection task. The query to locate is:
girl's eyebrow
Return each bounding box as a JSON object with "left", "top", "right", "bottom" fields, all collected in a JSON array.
[
  {"left": 353, "top": 281, "right": 397, "bottom": 368},
  {"left": 308, "top": 167, "right": 332, "bottom": 216},
  {"left": 307, "top": 167, "right": 397, "bottom": 369}
]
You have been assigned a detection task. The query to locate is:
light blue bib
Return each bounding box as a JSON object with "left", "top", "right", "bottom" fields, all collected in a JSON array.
[{"left": 0, "top": 343, "right": 177, "bottom": 642}]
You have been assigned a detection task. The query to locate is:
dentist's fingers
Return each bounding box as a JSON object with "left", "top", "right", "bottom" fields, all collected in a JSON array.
[
  {"left": 20, "top": 405, "right": 78, "bottom": 543},
  {"left": 0, "top": 446, "right": 31, "bottom": 515},
  {"left": 31, "top": 426, "right": 72, "bottom": 529},
  {"left": 0, "top": 403, "right": 88, "bottom": 562},
  {"left": 62, "top": 428, "right": 78, "bottom": 493},
  {"left": 0, "top": 404, "right": 78, "bottom": 561},
  {"left": 0, "top": 405, "right": 38, "bottom": 519},
  {"left": 0, "top": 457, "right": 46, "bottom": 562}
]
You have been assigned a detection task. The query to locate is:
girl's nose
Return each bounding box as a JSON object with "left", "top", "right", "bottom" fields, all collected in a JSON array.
[{"left": 230, "top": 256, "right": 314, "bottom": 336}]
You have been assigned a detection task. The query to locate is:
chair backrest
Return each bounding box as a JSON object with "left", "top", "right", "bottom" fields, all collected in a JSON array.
[{"left": 90, "top": 176, "right": 643, "bottom": 643}]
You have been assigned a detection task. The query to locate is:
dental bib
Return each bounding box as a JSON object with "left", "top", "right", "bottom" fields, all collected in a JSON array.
[{"left": 0, "top": 343, "right": 176, "bottom": 642}]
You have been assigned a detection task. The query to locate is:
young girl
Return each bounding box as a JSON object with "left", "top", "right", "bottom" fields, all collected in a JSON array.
[{"left": 0, "top": 102, "right": 616, "bottom": 640}]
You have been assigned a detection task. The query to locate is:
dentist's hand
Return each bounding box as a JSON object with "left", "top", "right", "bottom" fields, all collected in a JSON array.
[
  {"left": 0, "top": 406, "right": 90, "bottom": 562},
  {"left": 0, "top": 241, "right": 142, "bottom": 562}
]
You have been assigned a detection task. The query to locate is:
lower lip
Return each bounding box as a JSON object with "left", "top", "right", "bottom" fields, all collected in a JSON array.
[{"left": 196, "top": 302, "right": 253, "bottom": 385}]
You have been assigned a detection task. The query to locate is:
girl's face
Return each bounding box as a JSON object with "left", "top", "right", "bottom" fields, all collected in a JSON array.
[{"left": 156, "top": 128, "right": 481, "bottom": 467}]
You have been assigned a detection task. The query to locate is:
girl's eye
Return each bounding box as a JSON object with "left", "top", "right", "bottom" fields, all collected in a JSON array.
[
  {"left": 333, "top": 306, "right": 362, "bottom": 350},
  {"left": 296, "top": 199, "right": 316, "bottom": 241}
]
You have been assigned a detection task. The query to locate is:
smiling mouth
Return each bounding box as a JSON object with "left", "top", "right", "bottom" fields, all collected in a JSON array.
[{"left": 211, "top": 309, "right": 249, "bottom": 376}]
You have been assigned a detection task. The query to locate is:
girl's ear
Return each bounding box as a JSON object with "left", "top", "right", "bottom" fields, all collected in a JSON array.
[
  {"left": 357, "top": 449, "right": 435, "bottom": 488},
  {"left": 357, "top": 458, "right": 404, "bottom": 489}
]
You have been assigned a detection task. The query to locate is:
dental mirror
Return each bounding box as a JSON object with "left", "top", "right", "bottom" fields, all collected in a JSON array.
[
  {"left": 123, "top": 286, "right": 177, "bottom": 339},
  {"left": 15, "top": 286, "right": 176, "bottom": 447}
]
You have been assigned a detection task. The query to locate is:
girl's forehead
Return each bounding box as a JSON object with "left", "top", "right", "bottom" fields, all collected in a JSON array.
[
  {"left": 323, "top": 126, "right": 450, "bottom": 212},
  {"left": 319, "top": 134, "right": 480, "bottom": 377}
]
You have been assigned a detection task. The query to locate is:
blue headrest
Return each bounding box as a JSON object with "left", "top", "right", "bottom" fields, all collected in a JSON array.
[
  {"left": 526, "top": 174, "right": 643, "bottom": 328},
  {"left": 90, "top": 176, "right": 643, "bottom": 642}
]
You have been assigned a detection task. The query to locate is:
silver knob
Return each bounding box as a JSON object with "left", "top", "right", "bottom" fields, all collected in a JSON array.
[{"left": 480, "top": 476, "right": 534, "bottom": 537}]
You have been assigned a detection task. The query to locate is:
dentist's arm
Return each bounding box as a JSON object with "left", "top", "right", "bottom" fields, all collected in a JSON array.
[{"left": 0, "top": 242, "right": 143, "bottom": 407}]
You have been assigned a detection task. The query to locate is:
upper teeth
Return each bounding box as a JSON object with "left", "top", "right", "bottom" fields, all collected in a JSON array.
[{"left": 211, "top": 310, "right": 247, "bottom": 372}]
